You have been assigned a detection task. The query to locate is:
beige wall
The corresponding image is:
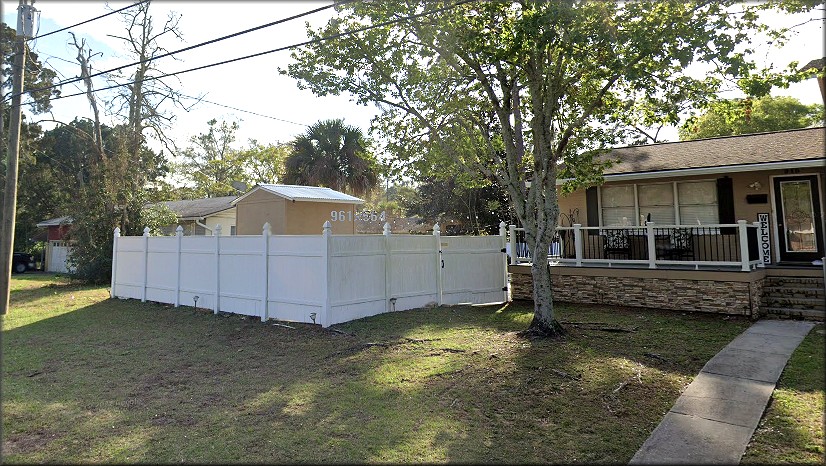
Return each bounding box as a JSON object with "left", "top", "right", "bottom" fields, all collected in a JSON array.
[
  {"left": 236, "top": 189, "right": 286, "bottom": 235},
  {"left": 235, "top": 189, "right": 359, "bottom": 235},
  {"left": 205, "top": 210, "right": 237, "bottom": 235},
  {"left": 557, "top": 188, "right": 589, "bottom": 226},
  {"left": 285, "top": 201, "right": 357, "bottom": 235}
]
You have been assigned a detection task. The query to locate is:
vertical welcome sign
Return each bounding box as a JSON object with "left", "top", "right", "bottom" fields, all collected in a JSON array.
[{"left": 758, "top": 213, "right": 771, "bottom": 264}]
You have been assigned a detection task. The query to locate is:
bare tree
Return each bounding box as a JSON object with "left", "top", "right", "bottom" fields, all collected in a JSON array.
[{"left": 105, "top": 0, "right": 198, "bottom": 160}]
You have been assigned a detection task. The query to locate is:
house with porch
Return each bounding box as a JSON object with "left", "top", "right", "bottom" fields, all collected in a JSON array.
[{"left": 509, "top": 126, "right": 825, "bottom": 319}]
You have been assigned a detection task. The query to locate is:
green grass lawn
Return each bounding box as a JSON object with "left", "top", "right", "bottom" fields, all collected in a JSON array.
[
  {"left": 742, "top": 322, "right": 825, "bottom": 464},
  {"left": 0, "top": 273, "right": 816, "bottom": 463}
]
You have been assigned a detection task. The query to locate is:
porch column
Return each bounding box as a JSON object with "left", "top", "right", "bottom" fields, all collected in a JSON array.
[
  {"left": 573, "top": 224, "right": 583, "bottom": 267},
  {"left": 752, "top": 221, "right": 765, "bottom": 268},
  {"left": 738, "top": 220, "right": 750, "bottom": 272},
  {"left": 646, "top": 222, "right": 656, "bottom": 269}
]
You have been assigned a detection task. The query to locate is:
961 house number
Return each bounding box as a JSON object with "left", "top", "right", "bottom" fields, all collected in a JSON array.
[{"left": 330, "top": 210, "right": 386, "bottom": 222}]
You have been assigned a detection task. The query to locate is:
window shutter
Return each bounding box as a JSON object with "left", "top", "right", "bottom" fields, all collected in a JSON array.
[
  {"left": 717, "top": 176, "right": 735, "bottom": 234},
  {"left": 586, "top": 187, "right": 599, "bottom": 235}
]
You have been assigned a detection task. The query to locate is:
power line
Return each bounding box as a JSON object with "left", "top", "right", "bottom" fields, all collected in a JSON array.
[
  {"left": 42, "top": 0, "right": 479, "bottom": 104},
  {"left": 29, "top": 53, "right": 308, "bottom": 127},
  {"left": 21, "top": 0, "right": 354, "bottom": 98},
  {"left": 37, "top": 53, "right": 308, "bottom": 126},
  {"left": 180, "top": 94, "right": 309, "bottom": 127},
  {"left": 27, "top": 0, "right": 150, "bottom": 41}
]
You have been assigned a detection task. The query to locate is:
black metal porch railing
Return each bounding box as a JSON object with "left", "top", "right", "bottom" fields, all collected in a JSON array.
[{"left": 509, "top": 222, "right": 764, "bottom": 270}]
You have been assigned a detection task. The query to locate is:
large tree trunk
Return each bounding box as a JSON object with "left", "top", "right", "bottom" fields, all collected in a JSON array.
[{"left": 526, "top": 238, "right": 565, "bottom": 337}]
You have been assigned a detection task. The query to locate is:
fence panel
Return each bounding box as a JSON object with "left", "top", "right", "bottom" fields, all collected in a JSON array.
[
  {"left": 328, "top": 235, "right": 387, "bottom": 325},
  {"left": 179, "top": 236, "right": 217, "bottom": 310},
  {"left": 267, "top": 235, "right": 326, "bottom": 324},
  {"left": 388, "top": 235, "right": 440, "bottom": 312},
  {"left": 219, "top": 236, "right": 264, "bottom": 317},
  {"left": 114, "top": 236, "right": 145, "bottom": 300},
  {"left": 145, "top": 237, "right": 178, "bottom": 304},
  {"left": 441, "top": 236, "right": 505, "bottom": 305}
]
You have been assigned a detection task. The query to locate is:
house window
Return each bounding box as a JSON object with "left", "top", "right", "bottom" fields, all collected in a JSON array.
[
  {"left": 639, "top": 183, "right": 675, "bottom": 224},
  {"left": 677, "top": 181, "right": 718, "bottom": 225},
  {"left": 599, "top": 180, "right": 719, "bottom": 226},
  {"left": 600, "top": 185, "right": 636, "bottom": 226},
  {"left": 230, "top": 225, "right": 237, "bottom": 236}
]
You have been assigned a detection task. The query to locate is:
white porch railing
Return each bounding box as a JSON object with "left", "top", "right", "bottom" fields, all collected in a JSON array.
[{"left": 508, "top": 220, "right": 764, "bottom": 271}]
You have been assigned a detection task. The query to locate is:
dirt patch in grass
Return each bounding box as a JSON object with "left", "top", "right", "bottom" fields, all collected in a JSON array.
[
  {"left": 3, "top": 429, "right": 62, "bottom": 456},
  {"left": 3, "top": 273, "right": 761, "bottom": 463}
]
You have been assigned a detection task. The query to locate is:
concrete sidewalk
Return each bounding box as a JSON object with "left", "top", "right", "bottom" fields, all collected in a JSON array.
[{"left": 629, "top": 319, "right": 816, "bottom": 464}]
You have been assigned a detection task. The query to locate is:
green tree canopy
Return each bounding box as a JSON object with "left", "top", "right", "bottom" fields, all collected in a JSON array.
[
  {"left": 237, "top": 139, "right": 290, "bottom": 185},
  {"left": 283, "top": 0, "right": 820, "bottom": 335},
  {"left": 679, "top": 96, "right": 824, "bottom": 140},
  {"left": 282, "top": 119, "right": 380, "bottom": 197},
  {"left": 173, "top": 118, "right": 246, "bottom": 198},
  {"left": 399, "top": 177, "right": 513, "bottom": 235}
]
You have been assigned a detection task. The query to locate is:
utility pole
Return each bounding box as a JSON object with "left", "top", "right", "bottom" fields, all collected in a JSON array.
[{"left": 1, "top": 0, "right": 35, "bottom": 315}]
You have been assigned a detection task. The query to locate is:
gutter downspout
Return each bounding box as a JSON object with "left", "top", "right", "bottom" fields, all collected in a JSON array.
[{"left": 194, "top": 218, "right": 213, "bottom": 235}]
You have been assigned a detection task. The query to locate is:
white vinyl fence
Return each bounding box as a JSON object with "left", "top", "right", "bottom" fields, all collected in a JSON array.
[{"left": 111, "top": 222, "right": 509, "bottom": 327}]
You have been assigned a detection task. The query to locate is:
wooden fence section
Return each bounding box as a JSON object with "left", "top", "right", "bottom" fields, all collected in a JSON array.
[{"left": 111, "top": 222, "right": 508, "bottom": 327}]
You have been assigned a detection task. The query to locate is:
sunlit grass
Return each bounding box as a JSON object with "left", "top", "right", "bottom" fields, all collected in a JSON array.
[{"left": 3, "top": 273, "right": 796, "bottom": 463}]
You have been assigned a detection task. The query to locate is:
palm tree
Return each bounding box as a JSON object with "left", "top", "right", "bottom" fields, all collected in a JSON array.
[{"left": 282, "top": 119, "right": 380, "bottom": 196}]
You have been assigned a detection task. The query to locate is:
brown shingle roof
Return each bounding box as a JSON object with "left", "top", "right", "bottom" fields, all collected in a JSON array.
[
  {"left": 155, "top": 196, "right": 237, "bottom": 220},
  {"left": 604, "top": 127, "right": 825, "bottom": 175},
  {"left": 801, "top": 57, "right": 824, "bottom": 73}
]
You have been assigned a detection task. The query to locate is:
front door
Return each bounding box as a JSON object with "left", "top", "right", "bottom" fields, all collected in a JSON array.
[{"left": 773, "top": 175, "right": 824, "bottom": 263}]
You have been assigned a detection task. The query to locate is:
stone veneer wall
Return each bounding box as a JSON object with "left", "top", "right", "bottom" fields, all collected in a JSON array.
[{"left": 510, "top": 267, "right": 765, "bottom": 317}]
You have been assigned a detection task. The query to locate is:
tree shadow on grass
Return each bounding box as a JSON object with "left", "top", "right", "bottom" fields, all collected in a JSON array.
[{"left": 2, "top": 293, "right": 754, "bottom": 464}]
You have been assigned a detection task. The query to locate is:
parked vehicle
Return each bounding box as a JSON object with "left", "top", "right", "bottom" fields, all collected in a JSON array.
[{"left": 12, "top": 252, "right": 36, "bottom": 274}]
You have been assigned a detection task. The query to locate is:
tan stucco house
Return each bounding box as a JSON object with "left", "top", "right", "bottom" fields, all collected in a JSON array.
[{"left": 233, "top": 184, "right": 364, "bottom": 235}]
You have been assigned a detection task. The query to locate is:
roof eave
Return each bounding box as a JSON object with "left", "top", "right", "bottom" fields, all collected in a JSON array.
[
  {"left": 175, "top": 206, "right": 236, "bottom": 220},
  {"left": 231, "top": 185, "right": 365, "bottom": 205},
  {"left": 556, "top": 158, "right": 826, "bottom": 185},
  {"left": 291, "top": 197, "right": 365, "bottom": 205}
]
